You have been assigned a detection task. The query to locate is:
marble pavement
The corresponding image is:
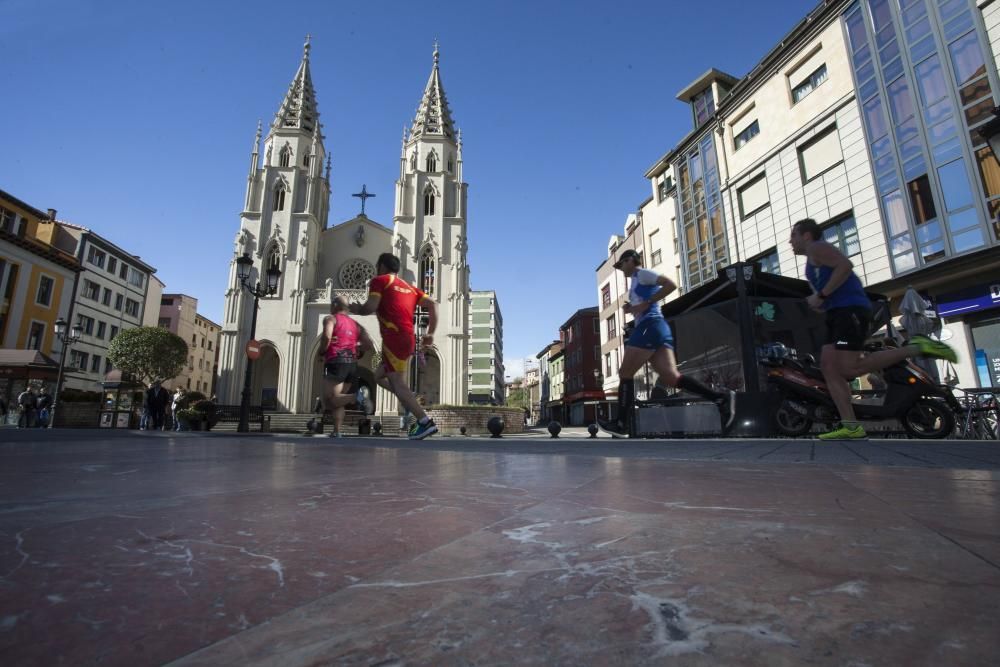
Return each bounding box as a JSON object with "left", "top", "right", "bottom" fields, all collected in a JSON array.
[{"left": 1, "top": 429, "right": 998, "bottom": 665}]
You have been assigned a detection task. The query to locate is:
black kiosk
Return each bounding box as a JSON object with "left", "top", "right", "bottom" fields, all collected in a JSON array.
[{"left": 633, "top": 261, "right": 887, "bottom": 437}]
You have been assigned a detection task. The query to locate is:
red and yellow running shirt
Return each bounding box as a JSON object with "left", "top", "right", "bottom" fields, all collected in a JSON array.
[{"left": 369, "top": 273, "right": 426, "bottom": 373}]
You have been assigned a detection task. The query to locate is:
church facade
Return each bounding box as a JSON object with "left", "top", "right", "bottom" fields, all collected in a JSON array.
[{"left": 216, "top": 39, "right": 471, "bottom": 414}]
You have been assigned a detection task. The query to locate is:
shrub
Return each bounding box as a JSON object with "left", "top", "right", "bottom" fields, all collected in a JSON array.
[{"left": 177, "top": 391, "right": 207, "bottom": 410}]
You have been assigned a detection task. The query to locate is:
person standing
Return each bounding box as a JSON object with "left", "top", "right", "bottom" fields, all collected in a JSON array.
[
  {"left": 144, "top": 382, "right": 169, "bottom": 431},
  {"left": 349, "top": 252, "right": 438, "bottom": 440},
  {"left": 170, "top": 388, "right": 184, "bottom": 431},
  {"left": 789, "top": 218, "right": 956, "bottom": 440},
  {"left": 17, "top": 386, "right": 37, "bottom": 428},
  {"left": 35, "top": 387, "right": 52, "bottom": 428},
  {"left": 319, "top": 296, "right": 375, "bottom": 438},
  {"left": 597, "top": 249, "right": 736, "bottom": 438}
]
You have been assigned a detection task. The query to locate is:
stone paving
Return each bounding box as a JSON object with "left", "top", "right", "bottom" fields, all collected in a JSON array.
[{"left": 0, "top": 429, "right": 998, "bottom": 665}]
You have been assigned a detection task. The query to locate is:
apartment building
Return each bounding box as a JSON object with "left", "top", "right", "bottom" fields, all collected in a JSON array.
[
  {"left": 468, "top": 290, "right": 505, "bottom": 404},
  {"left": 644, "top": 0, "right": 1000, "bottom": 388},
  {"left": 535, "top": 340, "right": 562, "bottom": 424},
  {"left": 558, "top": 307, "right": 602, "bottom": 425},
  {"left": 158, "top": 294, "right": 221, "bottom": 395},
  {"left": 33, "top": 220, "right": 157, "bottom": 391}
]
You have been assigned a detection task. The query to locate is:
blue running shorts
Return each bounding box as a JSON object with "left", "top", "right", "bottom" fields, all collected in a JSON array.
[{"left": 627, "top": 317, "right": 674, "bottom": 350}]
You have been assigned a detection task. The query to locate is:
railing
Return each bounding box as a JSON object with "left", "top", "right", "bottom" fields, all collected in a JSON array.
[
  {"left": 215, "top": 404, "right": 263, "bottom": 425},
  {"left": 304, "top": 288, "right": 368, "bottom": 304}
]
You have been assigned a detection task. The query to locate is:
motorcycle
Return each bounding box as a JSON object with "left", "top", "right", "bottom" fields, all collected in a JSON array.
[{"left": 760, "top": 342, "right": 959, "bottom": 439}]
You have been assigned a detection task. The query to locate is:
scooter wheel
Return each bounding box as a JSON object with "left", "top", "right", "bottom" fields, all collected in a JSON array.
[
  {"left": 774, "top": 398, "right": 813, "bottom": 436},
  {"left": 901, "top": 399, "right": 955, "bottom": 439}
]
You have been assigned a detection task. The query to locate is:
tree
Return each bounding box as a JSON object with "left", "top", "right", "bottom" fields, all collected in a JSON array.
[
  {"left": 107, "top": 326, "right": 188, "bottom": 388},
  {"left": 506, "top": 386, "right": 530, "bottom": 410}
]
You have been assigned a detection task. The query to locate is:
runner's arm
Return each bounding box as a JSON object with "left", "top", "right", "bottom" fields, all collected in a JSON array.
[
  {"left": 357, "top": 325, "right": 376, "bottom": 359},
  {"left": 807, "top": 242, "right": 854, "bottom": 298},
  {"left": 419, "top": 296, "right": 437, "bottom": 348},
  {"left": 349, "top": 293, "right": 381, "bottom": 316},
  {"left": 319, "top": 315, "right": 334, "bottom": 358}
]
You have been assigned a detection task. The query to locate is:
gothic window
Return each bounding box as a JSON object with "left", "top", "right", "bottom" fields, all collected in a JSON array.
[
  {"left": 419, "top": 247, "right": 435, "bottom": 296},
  {"left": 304, "top": 154, "right": 311, "bottom": 168},
  {"left": 266, "top": 245, "right": 282, "bottom": 278},
  {"left": 423, "top": 187, "right": 435, "bottom": 216},
  {"left": 426, "top": 152, "right": 437, "bottom": 172},
  {"left": 273, "top": 184, "right": 286, "bottom": 211},
  {"left": 447, "top": 154, "right": 454, "bottom": 172},
  {"left": 279, "top": 146, "right": 291, "bottom": 167}
]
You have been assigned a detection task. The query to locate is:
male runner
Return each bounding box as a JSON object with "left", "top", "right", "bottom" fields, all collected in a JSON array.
[
  {"left": 349, "top": 252, "right": 438, "bottom": 440},
  {"left": 598, "top": 249, "right": 736, "bottom": 438},
  {"left": 789, "top": 218, "right": 956, "bottom": 440},
  {"left": 319, "top": 296, "right": 375, "bottom": 437}
]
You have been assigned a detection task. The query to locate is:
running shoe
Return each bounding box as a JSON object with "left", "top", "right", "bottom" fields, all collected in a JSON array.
[
  {"left": 328, "top": 430, "right": 343, "bottom": 438},
  {"left": 408, "top": 419, "right": 438, "bottom": 440},
  {"left": 910, "top": 335, "right": 957, "bottom": 363},
  {"left": 818, "top": 423, "right": 867, "bottom": 440},
  {"left": 597, "top": 418, "right": 629, "bottom": 438}
]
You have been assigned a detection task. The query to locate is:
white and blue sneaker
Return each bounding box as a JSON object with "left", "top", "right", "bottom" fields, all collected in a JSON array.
[
  {"left": 355, "top": 388, "right": 369, "bottom": 414},
  {"left": 408, "top": 419, "right": 438, "bottom": 440}
]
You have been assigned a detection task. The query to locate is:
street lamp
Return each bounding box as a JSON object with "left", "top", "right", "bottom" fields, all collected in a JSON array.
[
  {"left": 593, "top": 367, "right": 604, "bottom": 420},
  {"left": 235, "top": 253, "right": 281, "bottom": 432},
  {"left": 50, "top": 316, "right": 83, "bottom": 428}
]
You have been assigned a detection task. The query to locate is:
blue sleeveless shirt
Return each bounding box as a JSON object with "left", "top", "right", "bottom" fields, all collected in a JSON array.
[{"left": 805, "top": 261, "right": 871, "bottom": 310}]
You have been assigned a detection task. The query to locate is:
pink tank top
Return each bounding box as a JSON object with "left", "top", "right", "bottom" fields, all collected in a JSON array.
[{"left": 325, "top": 313, "right": 359, "bottom": 362}]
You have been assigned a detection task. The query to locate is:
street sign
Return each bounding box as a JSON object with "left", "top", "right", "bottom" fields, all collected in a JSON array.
[{"left": 246, "top": 339, "right": 261, "bottom": 360}]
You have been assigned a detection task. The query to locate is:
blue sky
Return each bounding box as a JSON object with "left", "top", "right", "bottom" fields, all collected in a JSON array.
[{"left": 2, "top": 0, "right": 817, "bottom": 378}]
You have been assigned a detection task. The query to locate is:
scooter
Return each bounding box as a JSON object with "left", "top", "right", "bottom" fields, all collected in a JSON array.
[{"left": 760, "top": 343, "right": 959, "bottom": 439}]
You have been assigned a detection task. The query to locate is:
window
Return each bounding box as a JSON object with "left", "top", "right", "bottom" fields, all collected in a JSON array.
[
  {"left": 208, "top": 340, "right": 213, "bottom": 351},
  {"left": 426, "top": 152, "right": 437, "bottom": 172},
  {"left": 606, "top": 314, "right": 617, "bottom": 340},
  {"left": 110, "top": 325, "right": 119, "bottom": 340},
  {"left": 91, "top": 355, "right": 102, "bottom": 372},
  {"left": 0, "top": 207, "right": 18, "bottom": 234},
  {"left": 158, "top": 317, "right": 170, "bottom": 328},
  {"left": 791, "top": 64, "right": 828, "bottom": 103},
  {"left": 102, "top": 287, "right": 111, "bottom": 306},
  {"left": 192, "top": 334, "right": 197, "bottom": 344},
  {"left": 78, "top": 315, "right": 94, "bottom": 335},
  {"left": 651, "top": 249, "right": 662, "bottom": 266},
  {"left": 104, "top": 358, "right": 112, "bottom": 374},
  {"left": 279, "top": 146, "right": 291, "bottom": 167},
  {"left": 27, "top": 322, "right": 44, "bottom": 350},
  {"left": 738, "top": 173, "right": 770, "bottom": 219},
  {"left": 692, "top": 87, "right": 715, "bottom": 126},
  {"left": 107, "top": 257, "right": 117, "bottom": 274},
  {"left": 447, "top": 155, "right": 454, "bottom": 172},
  {"left": 756, "top": 249, "right": 781, "bottom": 275},
  {"left": 70, "top": 350, "right": 89, "bottom": 370},
  {"left": 273, "top": 185, "right": 286, "bottom": 211},
  {"left": 601, "top": 284, "right": 611, "bottom": 309},
  {"left": 82, "top": 279, "right": 100, "bottom": 301},
  {"left": 124, "top": 298, "right": 140, "bottom": 318},
  {"left": 822, "top": 215, "right": 861, "bottom": 258},
  {"left": 119, "top": 263, "right": 128, "bottom": 280},
  {"left": 200, "top": 336, "right": 205, "bottom": 348},
  {"left": 36, "top": 276, "right": 54, "bottom": 307},
  {"left": 114, "top": 293, "right": 123, "bottom": 310},
  {"left": 423, "top": 188, "right": 435, "bottom": 216},
  {"left": 657, "top": 180, "right": 668, "bottom": 202},
  {"left": 87, "top": 246, "right": 106, "bottom": 268},
  {"left": 734, "top": 119, "right": 760, "bottom": 150},
  {"left": 96, "top": 321, "right": 106, "bottom": 339},
  {"left": 128, "top": 267, "right": 144, "bottom": 288},
  {"left": 419, "top": 247, "right": 435, "bottom": 296},
  {"left": 798, "top": 125, "right": 842, "bottom": 182}
]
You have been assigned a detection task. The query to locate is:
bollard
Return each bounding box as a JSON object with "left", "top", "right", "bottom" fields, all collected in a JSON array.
[
  {"left": 547, "top": 421, "right": 562, "bottom": 438},
  {"left": 487, "top": 416, "right": 504, "bottom": 438},
  {"left": 587, "top": 423, "right": 598, "bottom": 438},
  {"left": 372, "top": 422, "right": 382, "bottom": 436}
]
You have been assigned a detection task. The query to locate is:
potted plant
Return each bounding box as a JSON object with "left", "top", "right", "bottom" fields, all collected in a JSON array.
[
  {"left": 175, "top": 408, "right": 203, "bottom": 431},
  {"left": 192, "top": 399, "right": 218, "bottom": 431}
]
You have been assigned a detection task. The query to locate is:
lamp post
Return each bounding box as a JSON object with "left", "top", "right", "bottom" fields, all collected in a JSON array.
[
  {"left": 50, "top": 316, "right": 83, "bottom": 428},
  {"left": 235, "top": 253, "right": 281, "bottom": 433},
  {"left": 593, "top": 367, "right": 604, "bottom": 420}
]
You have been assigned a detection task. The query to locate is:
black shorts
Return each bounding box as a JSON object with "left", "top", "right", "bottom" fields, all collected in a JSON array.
[
  {"left": 825, "top": 306, "right": 872, "bottom": 351},
  {"left": 324, "top": 360, "right": 357, "bottom": 385}
]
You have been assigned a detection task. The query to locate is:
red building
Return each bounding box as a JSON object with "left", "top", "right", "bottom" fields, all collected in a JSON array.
[{"left": 558, "top": 307, "right": 604, "bottom": 425}]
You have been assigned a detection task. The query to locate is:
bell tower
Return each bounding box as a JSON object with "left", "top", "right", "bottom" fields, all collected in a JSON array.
[{"left": 392, "top": 43, "right": 469, "bottom": 405}]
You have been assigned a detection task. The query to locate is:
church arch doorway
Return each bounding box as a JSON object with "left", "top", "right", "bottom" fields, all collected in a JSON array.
[{"left": 254, "top": 343, "right": 281, "bottom": 411}]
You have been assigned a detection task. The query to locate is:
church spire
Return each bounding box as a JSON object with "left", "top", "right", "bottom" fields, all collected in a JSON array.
[
  {"left": 410, "top": 41, "right": 455, "bottom": 139},
  {"left": 272, "top": 35, "right": 320, "bottom": 134}
]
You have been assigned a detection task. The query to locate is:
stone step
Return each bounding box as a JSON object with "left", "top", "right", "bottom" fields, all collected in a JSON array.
[{"left": 213, "top": 411, "right": 404, "bottom": 436}]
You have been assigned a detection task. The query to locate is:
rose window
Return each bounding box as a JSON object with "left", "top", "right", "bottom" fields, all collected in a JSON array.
[{"left": 339, "top": 258, "right": 375, "bottom": 290}]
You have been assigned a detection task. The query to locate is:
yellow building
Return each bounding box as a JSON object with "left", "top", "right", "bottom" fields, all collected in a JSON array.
[{"left": 0, "top": 190, "right": 80, "bottom": 406}]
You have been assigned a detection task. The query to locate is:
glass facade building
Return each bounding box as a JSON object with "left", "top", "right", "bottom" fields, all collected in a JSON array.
[
  {"left": 844, "top": 0, "right": 1000, "bottom": 275},
  {"left": 676, "top": 134, "right": 730, "bottom": 289}
]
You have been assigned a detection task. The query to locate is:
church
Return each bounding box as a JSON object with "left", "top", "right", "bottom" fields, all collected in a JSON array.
[{"left": 215, "top": 38, "right": 472, "bottom": 415}]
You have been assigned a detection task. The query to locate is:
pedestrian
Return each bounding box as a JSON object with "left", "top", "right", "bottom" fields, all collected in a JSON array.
[
  {"left": 36, "top": 387, "right": 52, "bottom": 428},
  {"left": 348, "top": 252, "right": 439, "bottom": 440},
  {"left": 0, "top": 395, "right": 7, "bottom": 424},
  {"left": 139, "top": 390, "right": 150, "bottom": 430},
  {"left": 319, "top": 296, "right": 375, "bottom": 438},
  {"left": 170, "top": 388, "right": 184, "bottom": 431},
  {"left": 597, "top": 249, "right": 736, "bottom": 438},
  {"left": 145, "top": 382, "right": 169, "bottom": 431},
  {"left": 17, "top": 386, "right": 37, "bottom": 428},
  {"left": 789, "top": 218, "right": 956, "bottom": 439}
]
